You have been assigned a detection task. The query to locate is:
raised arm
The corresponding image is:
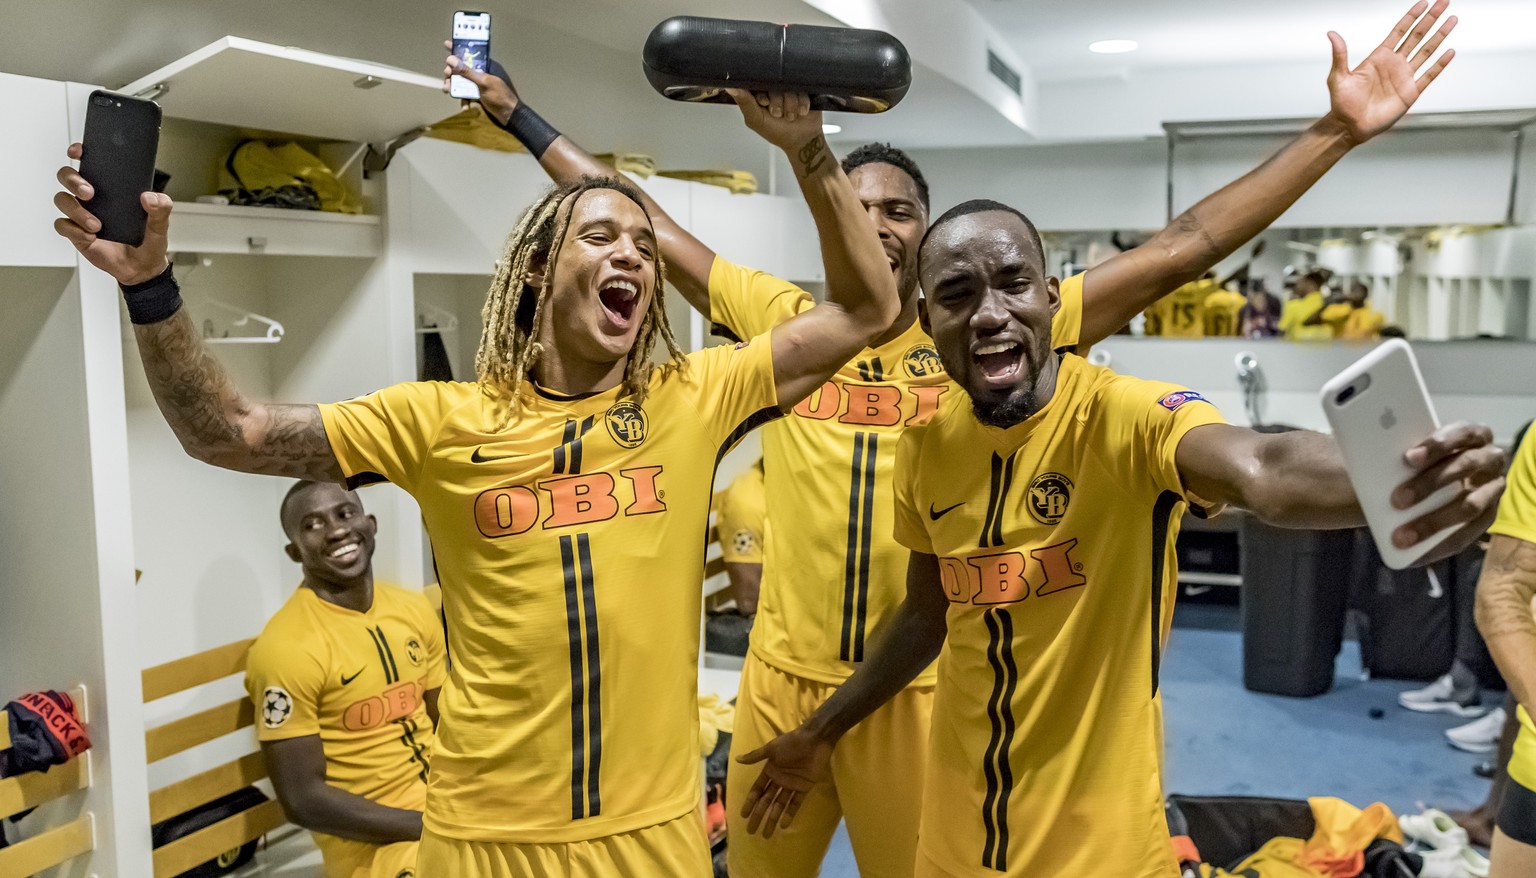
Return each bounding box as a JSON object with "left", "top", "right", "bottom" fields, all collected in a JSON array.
[
  {"left": 53, "top": 146, "right": 341, "bottom": 481},
  {"left": 1475, "top": 535, "right": 1536, "bottom": 714},
  {"left": 713, "top": 92, "right": 898, "bottom": 408},
  {"left": 737, "top": 549, "right": 949, "bottom": 837},
  {"left": 1174, "top": 421, "right": 1502, "bottom": 563},
  {"left": 261, "top": 736, "right": 422, "bottom": 844},
  {"left": 444, "top": 53, "right": 716, "bottom": 313},
  {"left": 1076, "top": 0, "right": 1457, "bottom": 345}
]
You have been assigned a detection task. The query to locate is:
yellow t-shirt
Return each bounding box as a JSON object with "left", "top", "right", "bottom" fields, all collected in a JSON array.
[
  {"left": 1145, "top": 279, "right": 1213, "bottom": 338},
  {"left": 318, "top": 338, "right": 779, "bottom": 842},
  {"left": 1491, "top": 428, "right": 1536, "bottom": 547},
  {"left": 709, "top": 258, "right": 1084, "bottom": 685},
  {"left": 893, "top": 355, "right": 1224, "bottom": 877},
  {"left": 1203, "top": 288, "right": 1246, "bottom": 337},
  {"left": 1320, "top": 303, "right": 1386, "bottom": 340},
  {"left": 245, "top": 584, "right": 445, "bottom": 861},
  {"left": 718, "top": 464, "right": 766, "bottom": 565},
  {"left": 1279, "top": 291, "right": 1332, "bottom": 341}
]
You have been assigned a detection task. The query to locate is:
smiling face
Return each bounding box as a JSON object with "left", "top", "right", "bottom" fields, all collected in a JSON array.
[
  {"left": 920, "top": 209, "right": 1059, "bottom": 428},
  {"left": 535, "top": 188, "right": 659, "bottom": 373},
  {"left": 846, "top": 162, "right": 927, "bottom": 306},
  {"left": 282, "top": 482, "right": 376, "bottom": 587}
]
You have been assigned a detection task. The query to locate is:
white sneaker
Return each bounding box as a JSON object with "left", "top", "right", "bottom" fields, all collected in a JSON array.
[
  {"left": 1398, "top": 808, "right": 1470, "bottom": 850},
  {"left": 1399, "top": 674, "right": 1485, "bottom": 717},
  {"left": 1445, "top": 707, "right": 1507, "bottom": 754},
  {"left": 1417, "top": 845, "right": 1490, "bottom": 878}
]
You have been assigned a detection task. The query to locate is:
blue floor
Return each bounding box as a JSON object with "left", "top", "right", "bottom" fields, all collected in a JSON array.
[{"left": 818, "top": 601, "right": 1491, "bottom": 876}]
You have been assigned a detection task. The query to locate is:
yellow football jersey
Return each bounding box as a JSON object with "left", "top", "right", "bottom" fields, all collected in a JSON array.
[
  {"left": 893, "top": 355, "right": 1224, "bottom": 877},
  {"left": 1320, "top": 303, "right": 1386, "bottom": 340},
  {"left": 1146, "top": 279, "right": 1214, "bottom": 338},
  {"left": 709, "top": 258, "right": 1085, "bottom": 685},
  {"left": 718, "top": 464, "right": 766, "bottom": 565},
  {"left": 318, "top": 337, "right": 778, "bottom": 843},
  {"left": 1279, "top": 291, "right": 1332, "bottom": 341},
  {"left": 1203, "top": 288, "right": 1246, "bottom": 337},
  {"left": 1491, "top": 428, "right": 1536, "bottom": 548},
  {"left": 245, "top": 584, "right": 445, "bottom": 864}
]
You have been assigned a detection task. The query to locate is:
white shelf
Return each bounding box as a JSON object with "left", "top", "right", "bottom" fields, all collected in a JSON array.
[
  {"left": 120, "top": 36, "right": 453, "bottom": 144},
  {"left": 1179, "top": 571, "right": 1243, "bottom": 587},
  {"left": 167, "top": 201, "right": 380, "bottom": 257}
]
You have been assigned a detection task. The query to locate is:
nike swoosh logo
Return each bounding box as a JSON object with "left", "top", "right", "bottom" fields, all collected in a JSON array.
[
  {"left": 471, "top": 447, "right": 516, "bottom": 463},
  {"left": 929, "top": 501, "right": 964, "bottom": 521},
  {"left": 340, "top": 668, "right": 365, "bottom": 686}
]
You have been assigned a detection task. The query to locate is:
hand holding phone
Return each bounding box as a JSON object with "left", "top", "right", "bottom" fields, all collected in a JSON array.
[
  {"left": 450, "top": 11, "right": 491, "bottom": 100},
  {"left": 78, "top": 90, "right": 162, "bottom": 246}
]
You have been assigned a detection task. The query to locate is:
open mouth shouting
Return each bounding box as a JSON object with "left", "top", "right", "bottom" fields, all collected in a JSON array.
[
  {"left": 972, "top": 339, "right": 1025, "bottom": 388},
  {"left": 597, "top": 277, "right": 641, "bottom": 330}
]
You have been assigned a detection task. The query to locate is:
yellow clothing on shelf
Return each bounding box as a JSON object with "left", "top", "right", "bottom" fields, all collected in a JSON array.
[
  {"left": 318, "top": 335, "right": 778, "bottom": 844},
  {"left": 893, "top": 355, "right": 1224, "bottom": 876}
]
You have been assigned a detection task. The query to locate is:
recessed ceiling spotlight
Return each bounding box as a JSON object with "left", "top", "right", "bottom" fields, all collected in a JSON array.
[
  {"left": 1089, "top": 39, "right": 1138, "bottom": 54},
  {"left": 822, "top": 123, "right": 843, "bottom": 135}
]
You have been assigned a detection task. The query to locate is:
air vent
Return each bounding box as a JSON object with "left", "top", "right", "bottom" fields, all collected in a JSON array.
[{"left": 986, "top": 49, "right": 1021, "bottom": 96}]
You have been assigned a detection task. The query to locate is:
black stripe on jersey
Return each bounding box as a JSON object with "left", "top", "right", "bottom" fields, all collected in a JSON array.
[
  {"left": 375, "top": 626, "right": 401, "bottom": 683},
  {"left": 553, "top": 419, "right": 577, "bottom": 474},
  {"left": 851, "top": 433, "right": 878, "bottom": 661},
  {"left": 1149, "top": 491, "right": 1181, "bottom": 698},
  {"left": 979, "top": 452, "right": 1018, "bottom": 549},
  {"left": 980, "top": 608, "right": 1019, "bottom": 871},
  {"left": 560, "top": 535, "right": 587, "bottom": 819},
  {"left": 396, "top": 716, "right": 430, "bottom": 784},
  {"left": 871, "top": 356, "right": 885, "bottom": 381},
  {"left": 576, "top": 533, "right": 602, "bottom": 816},
  {"left": 367, "top": 627, "right": 395, "bottom": 684},
  {"left": 570, "top": 415, "right": 596, "bottom": 474},
  {"left": 840, "top": 433, "right": 867, "bottom": 662},
  {"left": 857, "top": 361, "right": 871, "bottom": 381},
  {"left": 714, "top": 407, "right": 786, "bottom": 473}
]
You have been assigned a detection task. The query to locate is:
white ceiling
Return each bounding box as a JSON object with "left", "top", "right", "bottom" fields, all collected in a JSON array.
[{"left": 962, "top": 0, "right": 1536, "bottom": 79}]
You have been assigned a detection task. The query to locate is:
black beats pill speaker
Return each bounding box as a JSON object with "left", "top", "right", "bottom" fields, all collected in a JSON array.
[{"left": 643, "top": 16, "right": 911, "bottom": 113}]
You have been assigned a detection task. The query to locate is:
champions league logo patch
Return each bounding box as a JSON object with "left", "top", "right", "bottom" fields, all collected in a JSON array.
[
  {"left": 1157, "top": 391, "right": 1208, "bottom": 412},
  {"left": 261, "top": 687, "right": 293, "bottom": 728},
  {"left": 733, "top": 529, "right": 758, "bottom": 555},
  {"left": 605, "top": 401, "right": 649, "bottom": 448},
  {"left": 903, "top": 344, "right": 944, "bottom": 378}
]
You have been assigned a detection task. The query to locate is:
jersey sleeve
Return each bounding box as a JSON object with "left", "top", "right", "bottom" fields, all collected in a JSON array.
[
  {"left": 1320, "top": 303, "right": 1352, "bottom": 326},
  {"left": 1051, "top": 272, "right": 1085, "bottom": 350},
  {"left": 893, "top": 427, "right": 936, "bottom": 554},
  {"left": 683, "top": 335, "right": 781, "bottom": 450},
  {"left": 717, "top": 472, "right": 766, "bottom": 564},
  {"left": 317, "top": 382, "right": 451, "bottom": 493},
  {"left": 708, "top": 257, "right": 816, "bottom": 342},
  {"left": 1097, "top": 377, "right": 1227, "bottom": 503},
  {"left": 1491, "top": 429, "right": 1536, "bottom": 545},
  {"left": 245, "top": 632, "right": 326, "bottom": 742}
]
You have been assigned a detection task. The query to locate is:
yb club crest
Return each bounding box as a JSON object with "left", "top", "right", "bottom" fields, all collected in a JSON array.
[
  {"left": 903, "top": 344, "right": 944, "bottom": 378},
  {"left": 605, "top": 401, "right": 648, "bottom": 448},
  {"left": 1027, "top": 473, "right": 1073, "bottom": 525}
]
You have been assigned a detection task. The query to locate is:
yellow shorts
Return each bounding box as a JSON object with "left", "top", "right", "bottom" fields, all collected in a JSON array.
[
  {"left": 315, "top": 835, "right": 418, "bottom": 878},
  {"left": 415, "top": 811, "right": 710, "bottom": 877},
  {"left": 726, "top": 652, "right": 933, "bottom": 878}
]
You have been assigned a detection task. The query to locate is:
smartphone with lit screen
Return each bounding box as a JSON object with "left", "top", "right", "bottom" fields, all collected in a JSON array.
[{"left": 450, "top": 11, "right": 491, "bottom": 100}]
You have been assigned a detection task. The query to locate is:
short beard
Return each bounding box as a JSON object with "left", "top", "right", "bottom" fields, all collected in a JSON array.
[
  {"left": 897, "top": 264, "right": 920, "bottom": 304},
  {"left": 972, "top": 389, "right": 1040, "bottom": 428}
]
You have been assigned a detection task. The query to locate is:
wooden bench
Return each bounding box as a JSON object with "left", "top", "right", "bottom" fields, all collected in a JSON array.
[
  {"left": 142, "top": 640, "right": 289, "bottom": 878},
  {"left": 0, "top": 687, "right": 94, "bottom": 878}
]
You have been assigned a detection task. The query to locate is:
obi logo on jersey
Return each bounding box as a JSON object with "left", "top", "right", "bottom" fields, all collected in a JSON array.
[
  {"left": 1027, "top": 473, "right": 1073, "bottom": 525},
  {"left": 473, "top": 466, "right": 667, "bottom": 537},
  {"left": 793, "top": 380, "right": 948, "bottom": 428},
  {"left": 342, "top": 680, "right": 422, "bottom": 732},
  {"left": 938, "top": 539, "right": 1086, "bottom": 605},
  {"left": 1158, "top": 391, "right": 1207, "bottom": 411},
  {"left": 903, "top": 344, "right": 944, "bottom": 378},
  {"left": 605, "top": 401, "right": 648, "bottom": 448}
]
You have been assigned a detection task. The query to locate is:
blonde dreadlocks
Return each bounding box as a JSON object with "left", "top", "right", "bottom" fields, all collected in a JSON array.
[{"left": 475, "top": 176, "right": 687, "bottom": 430}]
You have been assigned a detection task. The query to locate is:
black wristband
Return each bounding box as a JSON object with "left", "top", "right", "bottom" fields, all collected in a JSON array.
[
  {"left": 497, "top": 102, "right": 561, "bottom": 159},
  {"left": 119, "top": 264, "right": 183, "bottom": 325}
]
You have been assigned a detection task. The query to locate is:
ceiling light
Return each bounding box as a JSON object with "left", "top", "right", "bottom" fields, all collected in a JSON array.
[
  {"left": 1089, "top": 39, "right": 1138, "bottom": 54},
  {"left": 822, "top": 123, "right": 842, "bottom": 135}
]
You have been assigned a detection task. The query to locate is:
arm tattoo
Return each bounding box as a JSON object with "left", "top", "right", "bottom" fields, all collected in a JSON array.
[
  {"left": 1168, "top": 210, "right": 1222, "bottom": 266},
  {"left": 796, "top": 135, "right": 829, "bottom": 176},
  {"left": 133, "top": 309, "right": 342, "bottom": 481},
  {"left": 1475, "top": 537, "right": 1536, "bottom": 641}
]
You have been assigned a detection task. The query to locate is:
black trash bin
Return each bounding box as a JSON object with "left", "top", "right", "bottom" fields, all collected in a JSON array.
[
  {"left": 1239, "top": 518, "right": 1356, "bottom": 696},
  {"left": 1350, "top": 530, "right": 1455, "bottom": 682}
]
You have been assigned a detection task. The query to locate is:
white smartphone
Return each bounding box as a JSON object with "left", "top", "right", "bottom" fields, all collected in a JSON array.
[
  {"left": 1320, "top": 338, "right": 1458, "bottom": 569},
  {"left": 450, "top": 10, "right": 491, "bottom": 100}
]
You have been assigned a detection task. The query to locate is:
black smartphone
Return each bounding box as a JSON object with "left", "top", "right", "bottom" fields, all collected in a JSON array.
[
  {"left": 450, "top": 10, "right": 492, "bottom": 100},
  {"left": 78, "top": 90, "right": 162, "bottom": 246}
]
